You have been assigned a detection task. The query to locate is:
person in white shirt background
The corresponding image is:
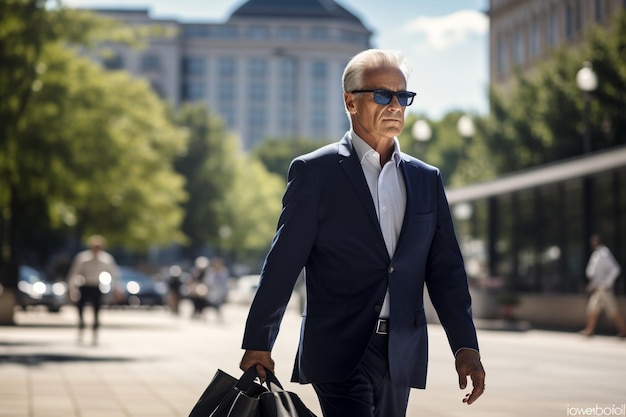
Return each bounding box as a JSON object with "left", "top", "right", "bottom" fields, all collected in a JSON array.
[
  {"left": 580, "top": 233, "right": 626, "bottom": 338},
  {"left": 68, "top": 234, "right": 120, "bottom": 345}
]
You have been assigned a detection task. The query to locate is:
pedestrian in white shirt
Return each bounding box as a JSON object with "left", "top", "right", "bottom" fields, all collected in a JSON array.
[
  {"left": 68, "top": 235, "right": 120, "bottom": 345},
  {"left": 580, "top": 234, "right": 626, "bottom": 338}
]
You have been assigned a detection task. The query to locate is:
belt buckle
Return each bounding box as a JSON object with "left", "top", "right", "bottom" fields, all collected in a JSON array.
[{"left": 376, "top": 319, "right": 389, "bottom": 335}]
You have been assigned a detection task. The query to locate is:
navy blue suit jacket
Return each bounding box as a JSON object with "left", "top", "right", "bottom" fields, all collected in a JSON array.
[{"left": 242, "top": 132, "right": 478, "bottom": 389}]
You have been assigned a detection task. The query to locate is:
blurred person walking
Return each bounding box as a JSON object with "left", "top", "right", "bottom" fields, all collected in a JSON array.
[
  {"left": 239, "top": 49, "right": 485, "bottom": 417},
  {"left": 167, "top": 265, "right": 184, "bottom": 315},
  {"left": 67, "top": 235, "right": 120, "bottom": 345},
  {"left": 190, "top": 256, "right": 210, "bottom": 319},
  {"left": 580, "top": 234, "right": 626, "bottom": 338},
  {"left": 204, "top": 257, "right": 230, "bottom": 322}
]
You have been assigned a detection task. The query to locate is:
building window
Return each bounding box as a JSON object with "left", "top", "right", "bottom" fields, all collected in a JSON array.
[
  {"left": 311, "top": 110, "right": 326, "bottom": 137},
  {"left": 140, "top": 54, "right": 160, "bottom": 72},
  {"left": 497, "top": 37, "right": 507, "bottom": 77},
  {"left": 594, "top": 0, "right": 605, "bottom": 22},
  {"left": 247, "top": 25, "right": 269, "bottom": 40},
  {"left": 513, "top": 28, "right": 524, "bottom": 66},
  {"left": 215, "top": 25, "right": 238, "bottom": 39},
  {"left": 183, "top": 26, "right": 211, "bottom": 38},
  {"left": 248, "top": 58, "right": 268, "bottom": 78},
  {"left": 312, "top": 86, "right": 326, "bottom": 104},
  {"left": 310, "top": 27, "right": 330, "bottom": 40},
  {"left": 181, "top": 81, "right": 205, "bottom": 101},
  {"left": 219, "top": 58, "right": 236, "bottom": 78},
  {"left": 279, "top": 106, "right": 297, "bottom": 134},
  {"left": 280, "top": 59, "right": 296, "bottom": 78},
  {"left": 565, "top": 1, "right": 583, "bottom": 40},
  {"left": 249, "top": 82, "right": 266, "bottom": 102},
  {"left": 278, "top": 26, "right": 301, "bottom": 40},
  {"left": 547, "top": 9, "right": 558, "bottom": 46},
  {"left": 182, "top": 56, "right": 206, "bottom": 76},
  {"left": 218, "top": 82, "right": 235, "bottom": 102},
  {"left": 529, "top": 19, "right": 540, "bottom": 59},
  {"left": 311, "top": 61, "right": 327, "bottom": 80}
]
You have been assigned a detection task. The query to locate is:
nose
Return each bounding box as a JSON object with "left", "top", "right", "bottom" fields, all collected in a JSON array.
[{"left": 387, "top": 95, "right": 403, "bottom": 111}]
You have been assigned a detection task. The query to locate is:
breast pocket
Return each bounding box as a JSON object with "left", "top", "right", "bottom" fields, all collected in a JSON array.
[{"left": 407, "top": 212, "right": 434, "bottom": 237}]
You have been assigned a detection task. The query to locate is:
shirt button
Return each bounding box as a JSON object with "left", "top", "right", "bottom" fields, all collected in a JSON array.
[{"left": 388, "top": 266, "right": 394, "bottom": 273}]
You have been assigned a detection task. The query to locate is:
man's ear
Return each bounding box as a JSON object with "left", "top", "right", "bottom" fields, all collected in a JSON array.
[{"left": 344, "top": 92, "right": 357, "bottom": 114}]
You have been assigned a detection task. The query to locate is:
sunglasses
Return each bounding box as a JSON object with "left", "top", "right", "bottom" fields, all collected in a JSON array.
[{"left": 350, "top": 89, "right": 417, "bottom": 106}]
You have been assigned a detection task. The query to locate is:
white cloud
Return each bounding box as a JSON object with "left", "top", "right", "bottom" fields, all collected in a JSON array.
[{"left": 405, "top": 10, "right": 488, "bottom": 50}]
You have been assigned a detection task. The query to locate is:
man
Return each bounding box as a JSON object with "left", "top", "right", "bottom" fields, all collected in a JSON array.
[
  {"left": 68, "top": 234, "right": 120, "bottom": 345},
  {"left": 580, "top": 234, "right": 626, "bottom": 338},
  {"left": 240, "top": 49, "right": 485, "bottom": 417}
]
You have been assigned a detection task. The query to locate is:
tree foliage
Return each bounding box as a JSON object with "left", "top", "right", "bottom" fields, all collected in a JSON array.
[
  {"left": 252, "top": 137, "right": 331, "bottom": 180},
  {"left": 485, "top": 11, "right": 626, "bottom": 174},
  {"left": 172, "top": 104, "right": 238, "bottom": 256},
  {"left": 0, "top": 1, "right": 188, "bottom": 261}
]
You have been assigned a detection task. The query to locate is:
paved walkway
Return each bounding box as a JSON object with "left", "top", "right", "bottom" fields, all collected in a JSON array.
[{"left": 1, "top": 301, "right": 625, "bottom": 417}]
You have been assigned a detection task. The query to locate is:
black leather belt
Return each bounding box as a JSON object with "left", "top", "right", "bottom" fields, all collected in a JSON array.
[{"left": 376, "top": 319, "right": 389, "bottom": 335}]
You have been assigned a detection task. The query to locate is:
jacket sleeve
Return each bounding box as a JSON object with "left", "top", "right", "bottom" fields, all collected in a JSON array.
[{"left": 241, "top": 158, "right": 318, "bottom": 352}]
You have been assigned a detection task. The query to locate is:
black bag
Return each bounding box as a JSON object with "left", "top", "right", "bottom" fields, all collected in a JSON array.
[{"left": 188, "top": 367, "right": 317, "bottom": 417}]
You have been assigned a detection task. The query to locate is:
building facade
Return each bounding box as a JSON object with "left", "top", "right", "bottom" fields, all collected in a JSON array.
[
  {"left": 94, "top": 0, "right": 372, "bottom": 150},
  {"left": 488, "top": 0, "right": 625, "bottom": 87}
]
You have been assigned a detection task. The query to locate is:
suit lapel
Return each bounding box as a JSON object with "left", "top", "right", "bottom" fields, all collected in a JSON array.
[
  {"left": 337, "top": 134, "right": 386, "bottom": 244},
  {"left": 397, "top": 158, "right": 418, "bottom": 247}
]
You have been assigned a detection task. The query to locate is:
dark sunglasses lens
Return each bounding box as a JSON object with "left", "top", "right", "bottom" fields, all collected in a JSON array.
[
  {"left": 397, "top": 92, "right": 414, "bottom": 106},
  {"left": 373, "top": 90, "right": 393, "bottom": 105}
]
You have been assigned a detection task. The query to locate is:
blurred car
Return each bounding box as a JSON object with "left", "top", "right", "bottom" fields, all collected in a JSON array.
[
  {"left": 105, "top": 266, "right": 166, "bottom": 307},
  {"left": 18, "top": 265, "right": 67, "bottom": 313}
]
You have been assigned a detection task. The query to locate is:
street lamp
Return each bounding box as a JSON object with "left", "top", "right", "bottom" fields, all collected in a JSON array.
[
  {"left": 576, "top": 61, "right": 597, "bottom": 154},
  {"left": 457, "top": 114, "right": 475, "bottom": 156},
  {"left": 411, "top": 119, "right": 432, "bottom": 157},
  {"left": 412, "top": 119, "right": 432, "bottom": 142},
  {"left": 457, "top": 114, "right": 475, "bottom": 139}
]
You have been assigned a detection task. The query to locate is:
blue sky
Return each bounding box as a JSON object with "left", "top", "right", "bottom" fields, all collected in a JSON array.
[{"left": 66, "top": 0, "right": 490, "bottom": 120}]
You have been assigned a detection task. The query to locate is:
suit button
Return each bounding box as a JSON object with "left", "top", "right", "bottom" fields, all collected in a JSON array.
[
  {"left": 374, "top": 305, "right": 382, "bottom": 313},
  {"left": 388, "top": 266, "right": 395, "bottom": 273}
]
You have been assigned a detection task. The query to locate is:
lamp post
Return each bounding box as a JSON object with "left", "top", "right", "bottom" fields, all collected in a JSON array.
[
  {"left": 457, "top": 114, "right": 475, "bottom": 156},
  {"left": 576, "top": 61, "right": 597, "bottom": 154},
  {"left": 411, "top": 119, "right": 431, "bottom": 156},
  {"left": 412, "top": 119, "right": 432, "bottom": 142}
]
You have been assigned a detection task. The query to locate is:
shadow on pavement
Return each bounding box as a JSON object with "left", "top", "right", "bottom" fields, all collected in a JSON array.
[{"left": 0, "top": 352, "right": 141, "bottom": 366}]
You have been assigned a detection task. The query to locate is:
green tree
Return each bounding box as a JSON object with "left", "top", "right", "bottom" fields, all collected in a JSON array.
[
  {"left": 219, "top": 156, "right": 284, "bottom": 268},
  {"left": 0, "top": 2, "right": 187, "bottom": 323},
  {"left": 486, "top": 11, "right": 626, "bottom": 174},
  {"left": 172, "top": 103, "right": 238, "bottom": 257},
  {"left": 252, "top": 137, "right": 331, "bottom": 180},
  {"left": 399, "top": 113, "right": 495, "bottom": 187}
]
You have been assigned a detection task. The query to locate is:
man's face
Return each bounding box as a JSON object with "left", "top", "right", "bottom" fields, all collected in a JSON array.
[{"left": 345, "top": 66, "right": 407, "bottom": 143}]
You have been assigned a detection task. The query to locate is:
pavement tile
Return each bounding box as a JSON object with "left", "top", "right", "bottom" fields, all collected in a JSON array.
[{"left": 1, "top": 302, "right": 625, "bottom": 417}]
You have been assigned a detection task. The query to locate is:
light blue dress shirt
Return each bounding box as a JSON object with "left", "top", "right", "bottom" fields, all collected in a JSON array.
[{"left": 350, "top": 130, "right": 406, "bottom": 318}]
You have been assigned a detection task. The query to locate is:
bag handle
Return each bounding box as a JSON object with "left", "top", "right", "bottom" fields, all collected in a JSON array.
[
  {"left": 239, "top": 366, "right": 285, "bottom": 392},
  {"left": 233, "top": 366, "right": 263, "bottom": 391}
]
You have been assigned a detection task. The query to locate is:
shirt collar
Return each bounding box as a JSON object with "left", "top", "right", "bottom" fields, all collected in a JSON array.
[{"left": 350, "top": 129, "right": 403, "bottom": 167}]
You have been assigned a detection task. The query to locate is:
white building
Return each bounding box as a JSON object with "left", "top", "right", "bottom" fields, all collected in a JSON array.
[{"left": 93, "top": 0, "right": 372, "bottom": 149}]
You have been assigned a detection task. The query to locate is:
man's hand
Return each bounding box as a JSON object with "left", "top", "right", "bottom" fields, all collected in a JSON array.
[
  {"left": 455, "top": 348, "right": 485, "bottom": 405},
  {"left": 240, "top": 350, "right": 274, "bottom": 382}
]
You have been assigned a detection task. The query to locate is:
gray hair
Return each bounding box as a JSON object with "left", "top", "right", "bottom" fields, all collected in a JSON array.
[{"left": 342, "top": 49, "right": 411, "bottom": 93}]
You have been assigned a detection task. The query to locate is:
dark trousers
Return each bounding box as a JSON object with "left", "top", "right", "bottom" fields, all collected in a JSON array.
[
  {"left": 77, "top": 286, "right": 102, "bottom": 330},
  {"left": 312, "top": 332, "right": 411, "bottom": 417}
]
